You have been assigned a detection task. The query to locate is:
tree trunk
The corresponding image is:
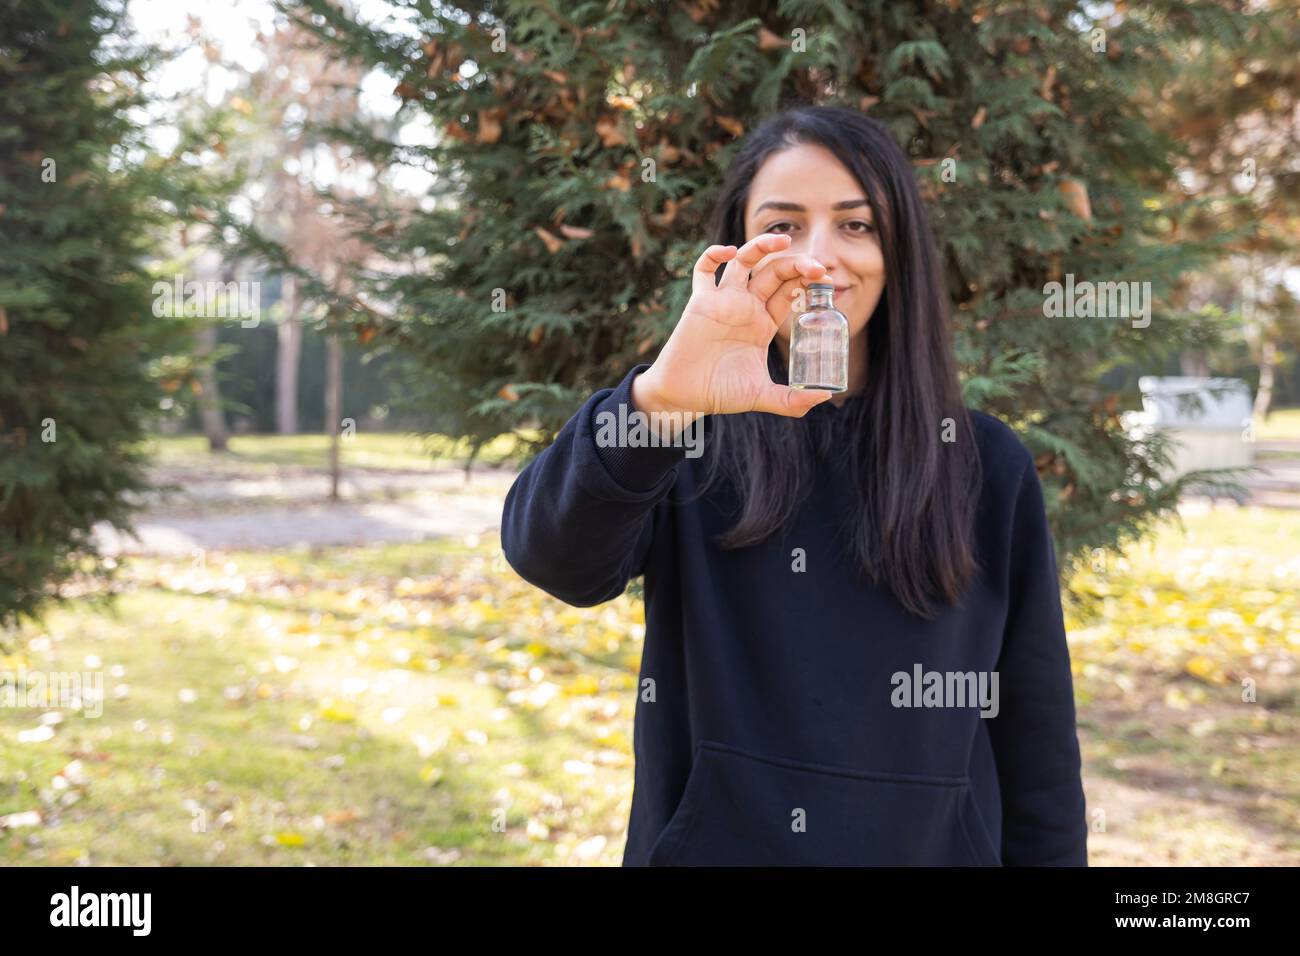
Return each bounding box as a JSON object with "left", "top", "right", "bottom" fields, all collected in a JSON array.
[
  {"left": 1254, "top": 338, "right": 1276, "bottom": 421},
  {"left": 195, "top": 322, "right": 229, "bottom": 452},
  {"left": 325, "top": 331, "right": 343, "bottom": 500},
  {"left": 1179, "top": 351, "right": 1211, "bottom": 377},
  {"left": 277, "top": 273, "right": 302, "bottom": 435},
  {"left": 180, "top": 227, "right": 228, "bottom": 452}
]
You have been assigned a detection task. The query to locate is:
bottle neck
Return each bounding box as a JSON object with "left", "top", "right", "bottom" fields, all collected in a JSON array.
[{"left": 808, "top": 289, "right": 833, "bottom": 308}]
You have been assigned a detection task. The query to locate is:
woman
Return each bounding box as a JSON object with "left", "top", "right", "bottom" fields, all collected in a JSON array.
[{"left": 501, "top": 104, "right": 1088, "bottom": 866}]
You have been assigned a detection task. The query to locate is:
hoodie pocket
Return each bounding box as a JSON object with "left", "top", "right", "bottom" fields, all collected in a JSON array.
[{"left": 647, "top": 739, "right": 999, "bottom": 866}]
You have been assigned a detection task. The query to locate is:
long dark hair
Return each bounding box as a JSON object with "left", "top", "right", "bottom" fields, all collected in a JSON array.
[{"left": 695, "top": 104, "right": 983, "bottom": 621}]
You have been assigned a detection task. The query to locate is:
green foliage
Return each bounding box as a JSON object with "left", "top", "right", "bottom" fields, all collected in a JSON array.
[
  {"left": 0, "top": 0, "right": 182, "bottom": 625},
  {"left": 284, "top": 0, "right": 1271, "bottom": 569}
]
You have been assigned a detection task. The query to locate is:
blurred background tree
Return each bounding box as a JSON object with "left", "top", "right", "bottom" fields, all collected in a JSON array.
[
  {"left": 188, "top": 16, "right": 417, "bottom": 441},
  {"left": 144, "top": 16, "right": 415, "bottom": 445},
  {"left": 1141, "top": 0, "right": 1300, "bottom": 418}
]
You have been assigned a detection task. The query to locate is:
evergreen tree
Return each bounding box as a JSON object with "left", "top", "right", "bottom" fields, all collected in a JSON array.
[
  {"left": 285, "top": 0, "right": 1274, "bottom": 575},
  {"left": 0, "top": 0, "right": 180, "bottom": 625}
]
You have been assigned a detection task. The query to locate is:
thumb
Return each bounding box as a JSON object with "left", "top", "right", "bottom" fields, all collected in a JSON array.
[{"left": 752, "top": 382, "right": 835, "bottom": 417}]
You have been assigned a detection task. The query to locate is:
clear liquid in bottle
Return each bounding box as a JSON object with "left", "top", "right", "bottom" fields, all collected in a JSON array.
[{"left": 789, "top": 282, "right": 848, "bottom": 392}]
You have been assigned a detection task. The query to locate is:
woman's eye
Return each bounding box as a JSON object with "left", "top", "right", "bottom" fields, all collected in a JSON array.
[{"left": 763, "top": 221, "right": 874, "bottom": 235}]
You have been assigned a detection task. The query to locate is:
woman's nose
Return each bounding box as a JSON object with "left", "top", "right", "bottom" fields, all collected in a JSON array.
[{"left": 803, "top": 228, "right": 838, "bottom": 273}]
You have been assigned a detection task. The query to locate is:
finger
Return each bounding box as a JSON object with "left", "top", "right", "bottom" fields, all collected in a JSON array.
[
  {"left": 692, "top": 244, "right": 737, "bottom": 294},
  {"left": 763, "top": 275, "right": 820, "bottom": 332},
  {"left": 752, "top": 382, "right": 836, "bottom": 418},
  {"left": 748, "top": 254, "right": 827, "bottom": 304},
  {"left": 717, "top": 233, "right": 792, "bottom": 289}
]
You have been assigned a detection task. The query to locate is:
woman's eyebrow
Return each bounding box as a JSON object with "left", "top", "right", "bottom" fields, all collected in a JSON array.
[{"left": 752, "top": 199, "right": 871, "bottom": 214}]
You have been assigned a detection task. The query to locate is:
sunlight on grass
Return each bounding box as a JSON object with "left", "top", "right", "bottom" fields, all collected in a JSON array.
[
  {"left": 1255, "top": 407, "right": 1300, "bottom": 441},
  {"left": 0, "top": 536, "right": 640, "bottom": 866},
  {"left": 2, "top": 507, "right": 1297, "bottom": 865},
  {"left": 1065, "top": 504, "right": 1300, "bottom": 861},
  {"left": 140, "top": 431, "right": 530, "bottom": 472}
]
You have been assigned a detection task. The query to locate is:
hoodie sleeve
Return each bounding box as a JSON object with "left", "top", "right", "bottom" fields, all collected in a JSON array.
[
  {"left": 499, "top": 362, "right": 690, "bottom": 607},
  {"left": 985, "top": 455, "right": 1089, "bottom": 866}
]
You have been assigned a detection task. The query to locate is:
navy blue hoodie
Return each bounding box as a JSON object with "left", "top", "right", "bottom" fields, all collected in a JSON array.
[{"left": 500, "top": 362, "right": 1088, "bottom": 866}]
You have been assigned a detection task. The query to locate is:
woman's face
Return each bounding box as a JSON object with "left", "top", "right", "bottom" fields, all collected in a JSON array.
[{"left": 742, "top": 142, "right": 885, "bottom": 345}]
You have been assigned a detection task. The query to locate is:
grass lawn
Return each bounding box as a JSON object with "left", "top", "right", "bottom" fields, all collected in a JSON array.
[
  {"left": 1065, "top": 503, "right": 1300, "bottom": 862},
  {"left": 1, "top": 538, "right": 640, "bottom": 865},
  {"left": 1255, "top": 407, "right": 1300, "bottom": 441},
  {"left": 1, "top": 507, "right": 1297, "bottom": 865}
]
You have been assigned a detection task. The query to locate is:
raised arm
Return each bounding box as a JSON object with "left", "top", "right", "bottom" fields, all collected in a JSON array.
[
  {"left": 503, "top": 233, "right": 837, "bottom": 606},
  {"left": 499, "top": 363, "right": 689, "bottom": 607}
]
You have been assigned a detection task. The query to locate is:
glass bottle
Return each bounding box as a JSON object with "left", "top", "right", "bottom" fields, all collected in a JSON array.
[{"left": 789, "top": 282, "right": 848, "bottom": 392}]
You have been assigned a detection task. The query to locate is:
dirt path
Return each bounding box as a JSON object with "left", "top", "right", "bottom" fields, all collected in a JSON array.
[{"left": 96, "top": 464, "right": 520, "bottom": 555}]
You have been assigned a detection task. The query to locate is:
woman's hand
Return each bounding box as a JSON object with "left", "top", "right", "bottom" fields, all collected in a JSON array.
[{"left": 633, "top": 233, "right": 836, "bottom": 419}]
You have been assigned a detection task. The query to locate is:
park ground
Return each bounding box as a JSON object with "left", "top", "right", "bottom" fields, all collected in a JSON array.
[{"left": 1, "top": 424, "right": 1298, "bottom": 865}]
